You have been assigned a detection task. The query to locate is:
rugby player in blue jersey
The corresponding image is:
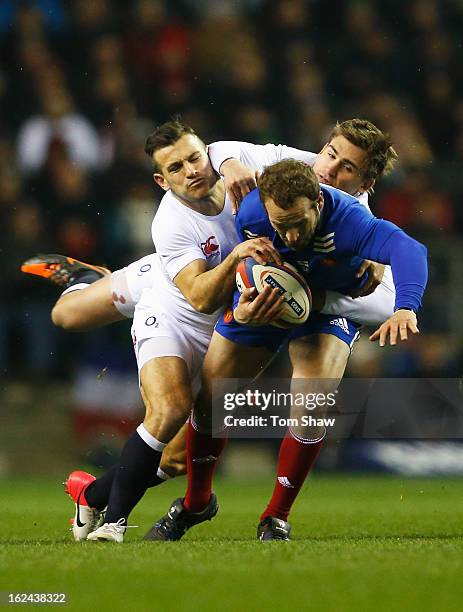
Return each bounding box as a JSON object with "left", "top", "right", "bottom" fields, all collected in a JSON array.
[{"left": 149, "top": 158, "right": 427, "bottom": 542}]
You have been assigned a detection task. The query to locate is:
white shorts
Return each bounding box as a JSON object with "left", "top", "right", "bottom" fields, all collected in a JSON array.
[
  {"left": 322, "top": 265, "right": 395, "bottom": 326},
  {"left": 131, "top": 290, "right": 211, "bottom": 397},
  {"left": 110, "top": 254, "right": 158, "bottom": 318}
]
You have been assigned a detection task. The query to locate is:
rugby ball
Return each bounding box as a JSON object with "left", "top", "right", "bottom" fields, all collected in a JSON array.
[{"left": 236, "top": 257, "right": 311, "bottom": 328}]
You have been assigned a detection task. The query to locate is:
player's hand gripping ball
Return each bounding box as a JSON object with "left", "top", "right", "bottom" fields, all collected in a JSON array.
[{"left": 236, "top": 257, "right": 312, "bottom": 328}]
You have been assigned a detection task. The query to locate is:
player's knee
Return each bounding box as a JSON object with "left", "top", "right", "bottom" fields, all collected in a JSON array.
[
  {"left": 292, "top": 337, "right": 349, "bottom": 379},
  {"left": 316, "top": 350, "right": 341, "bottom": 374},
  {"left": 146, "top": 388, "right": 191, "bottom": 418},
  {"left": 143, "top": 390, "right": 192, "bottom": 431},
  {"left": 293, "top": 354, "right": 342, "bottom": 379},
  {"left": 51, "top": 301, "right": 81, "bottom": 331}
]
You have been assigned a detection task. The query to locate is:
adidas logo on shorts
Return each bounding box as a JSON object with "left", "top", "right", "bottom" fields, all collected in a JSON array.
[{"left": 329, "top": 317, "right": 350, "bottom": 334}]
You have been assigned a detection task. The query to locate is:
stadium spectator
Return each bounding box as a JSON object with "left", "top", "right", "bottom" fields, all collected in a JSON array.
[{"left": 17, "top": 87, "right": 101, "bottom": 173}]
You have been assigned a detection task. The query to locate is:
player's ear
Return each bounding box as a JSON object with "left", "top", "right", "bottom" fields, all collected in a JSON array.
[
  {"left": 317, "top": 190, "right": 324, "bottom": 211},
  {"left": 153, "top": 172, "right": 169, "bottom": 191}
]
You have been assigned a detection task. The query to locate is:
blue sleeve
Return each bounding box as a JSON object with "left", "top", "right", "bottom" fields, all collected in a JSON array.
[
  {"left": 337, "top": 206, "right": 428, "bottom": 312},
  {"left": 235, "top": 188, "right": 270, "bottom": 241},
  {"left": 234, "top": 213, "right": 247, "bottom": 242}
]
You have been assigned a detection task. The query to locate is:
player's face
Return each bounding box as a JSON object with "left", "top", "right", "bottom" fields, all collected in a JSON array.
[
  {"left": 313, "top": 135, "right": 374, "bottom": 195},
  {"left": 265, "top": 193, "right": 324, "bottom": 250},
  {"left": 153, "top": 134, "right": 217, "bottom": 201}
]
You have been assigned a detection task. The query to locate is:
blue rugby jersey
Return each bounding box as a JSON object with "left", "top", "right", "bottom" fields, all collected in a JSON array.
[{"left": 236, "top": 185, "right": 428, "bottom": 312}]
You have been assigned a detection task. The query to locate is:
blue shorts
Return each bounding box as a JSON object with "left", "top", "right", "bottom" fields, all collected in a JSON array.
[
  {"left": 291, "top": 314, "right": 361, "bottom": 348},
  {"left": 215, "top": 310, "right": 361, "bottom": 352}
]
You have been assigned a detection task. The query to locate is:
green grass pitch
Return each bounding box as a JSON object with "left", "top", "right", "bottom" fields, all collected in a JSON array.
[{"left": 1, "top": 475, "right": 463, "bottom": 611}]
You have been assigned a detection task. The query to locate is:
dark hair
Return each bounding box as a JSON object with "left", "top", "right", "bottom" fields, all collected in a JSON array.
[
  {"left": 329, "top": 118, "right": 398, "bottom": 183},
  {"left": 257, "top": 159, "right": 319, "bottom": 210},
  {"left": 144, "top": 119, "right": 200, "bottom": 172}
]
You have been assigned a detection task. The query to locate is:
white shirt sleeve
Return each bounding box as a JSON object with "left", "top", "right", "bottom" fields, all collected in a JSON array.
[
  {"left": 357, "top": 191, "right": 371, "bottom": 212},
  {"left": 153, "top": 226, "right": 205, "bottom": 281},
  {"left": 152, "top": 205, "right": 205, "bottom": 282},
  {"left": 321, "top": 266, "right": 395, "bottom": 325},
  {"left": 208, "top": 141, "right": 317, "bottom": 174}
]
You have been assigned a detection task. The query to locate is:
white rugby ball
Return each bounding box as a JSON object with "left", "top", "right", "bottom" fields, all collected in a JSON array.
[{"left": 236, "top": 257, "right": 312, "bottom": 328}]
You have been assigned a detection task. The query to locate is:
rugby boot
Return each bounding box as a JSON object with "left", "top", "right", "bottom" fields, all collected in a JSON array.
[
  {"left": 144, "top": 494, "right": 218, "bottom": 541},
  {"left": 86, "top": 519, "right": 127, "bottom": 543},
  {"left": 64, "top": 470, "right": 104, "bottom": 541},
  {"left": 21, "top": 254, "right": 110, "bottom": 288},
  {"left": 257, "top": 516, "right": 291, "bottom": 541}
]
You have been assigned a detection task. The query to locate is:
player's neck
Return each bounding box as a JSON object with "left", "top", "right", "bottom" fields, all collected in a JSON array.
[{"left": 174, "top": 181, "right": 225, "bottom": 216}]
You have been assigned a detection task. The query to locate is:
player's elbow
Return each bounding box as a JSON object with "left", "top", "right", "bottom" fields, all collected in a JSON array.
[
  {"left": 407, "top": 236, "right": 427, "bottom": 258},
  {"left": 417, "top": 241, "right": 427, "bottom": 259},
  {"left": 410, "top": 238, "right": 428, "bottom": 272},
  {"left": 197, "top": 302, "right": 218, "bottom": 314},
  {"left": 189, "top": 296, "right": 217, "bottom": 314},
  {"left": 393, "top": 233, "right": 428, "bottom": 265},
  {"left": 403, "top": 235, "right": 427, "bottom": 259}
]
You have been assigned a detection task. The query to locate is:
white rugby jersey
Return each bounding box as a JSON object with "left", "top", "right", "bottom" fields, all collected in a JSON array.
[{"left": 150, "top": 189, "right": 239, "bottom": 335}]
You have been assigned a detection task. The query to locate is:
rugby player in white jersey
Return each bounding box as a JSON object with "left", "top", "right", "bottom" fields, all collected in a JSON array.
[
  {"left": 22, "top": 119, "right": 398, "bottom": 542},
  {"left": 62, "top": 120, "right": 284, "bottom": 543}
]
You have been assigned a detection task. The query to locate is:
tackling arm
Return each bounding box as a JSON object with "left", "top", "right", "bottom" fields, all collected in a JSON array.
[
  {"left": 208, "top": 141, "right": 317, "bottom": 174},
  {"left": 173, "top": 238, "right": 282, "bottom": 314},
  {"left": 208, "top": 141, "right": 317, "bottom": 211}
]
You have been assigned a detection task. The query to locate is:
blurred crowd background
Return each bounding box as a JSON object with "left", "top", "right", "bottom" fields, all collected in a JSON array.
[{"left": 1, "top": 0, "right": 462, "bottom": 474}]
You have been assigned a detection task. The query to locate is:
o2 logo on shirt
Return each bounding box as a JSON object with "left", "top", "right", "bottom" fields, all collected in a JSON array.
[
  {"left": 145, "top": 316, "right": 158, "bottom": 327},
  {"left": 137, "top": 263, "right": 152, "bottom": 276},
  {"left": 201, "top": 236, "right": 220, "bottom": 258}
]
